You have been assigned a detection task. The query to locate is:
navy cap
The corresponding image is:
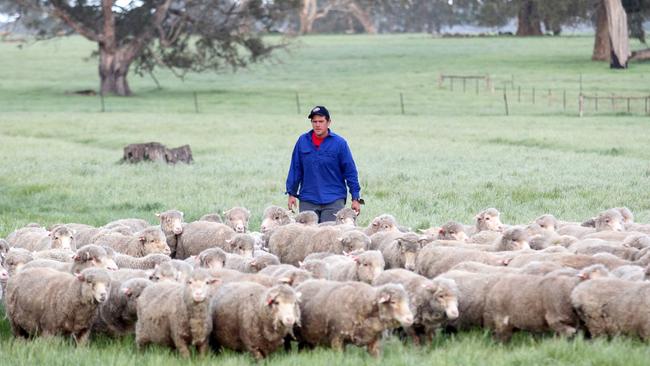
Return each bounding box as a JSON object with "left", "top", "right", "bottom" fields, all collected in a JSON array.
[{"left": 308, "top": 106, "right": 330, "bottom": 120}]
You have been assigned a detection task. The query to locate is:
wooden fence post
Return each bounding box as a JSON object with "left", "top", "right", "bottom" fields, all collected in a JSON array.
[{"left": 579, "top": 93, "right": 584, "bottom": 117}]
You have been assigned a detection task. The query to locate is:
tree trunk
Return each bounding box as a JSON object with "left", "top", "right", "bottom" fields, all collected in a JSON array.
[
  {"left": 516, "top": 0, "right": 542, "bottom": 36},
  {"left": 592, "top": 0, "right": 610, "bottom": 61},
  {"left": 346, "top": 1, "right": 376, "bottom": 34},
  {"left": 99, "top": 47, "right": 132, "bottom": 96},
  {"left": 604, "top": 0, "right": 629, "bottom": 68}
]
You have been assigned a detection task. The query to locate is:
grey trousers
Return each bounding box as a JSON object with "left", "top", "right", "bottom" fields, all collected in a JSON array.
[{"left": 299, "top": 199, "right": 345, "bottom": 224}]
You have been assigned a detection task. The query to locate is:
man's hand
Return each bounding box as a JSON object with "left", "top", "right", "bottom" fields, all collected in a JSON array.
[
  {"left": 351, "top": 199, "right": 361, "bottom": 216},
  {"left": 288, "top": 195, "right": 297, "bottom": 213}
]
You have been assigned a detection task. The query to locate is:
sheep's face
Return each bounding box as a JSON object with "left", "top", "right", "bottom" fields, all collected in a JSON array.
[
  {"left": 377, "top": 285, "right": 414, "bottom": 327},
  {"left": 279, "top": 270, "right": 312, "bottom": 287},
  {"left": 617, "top": 207, "right": 634, "bottom": 224},
  {"left": 340, "top": 232, "right": 370, "bottom": 253},
  {"left": 438, "top": 223, "right": 468, "bottom": 242},
  {"left": 77, "top": 271, "right": 111, "bottom": 303},
  {"left": 426, "top": 280, "right": 459, "bottom": 321},
  {"left": 475, "top": 209, "right": 503, "bottom": 232},
  {"left": 595, "top": 211, "right": 624, "bottom": 232},
  {"left": 225, "top": 207, "right": 251, "bottom": 233},
  {"left": 534, "top": 215, "right": 557, "bottom": 233},
  {"left": 266, "top": 286, "right": 301, "bottom": 329},
  {"left": 0, "top": 267, "right": 8, "bottom": 282},
  {"left": 150, "top": 263, "right": 178, "bottom": 282},
  {"left": 397, "top": 239, "right": 420, "bottom": 271},
  {"left": 354, "top": 253, "right": 385, "bottom": 284},
  {"left": 121, "top": 279, "right": 152, "bottom": 319},
  {"left": 227, "top": 235, "right": 254, "bottom": 258},
  {"left": 186, "top": 274, "right": 217, "bottom": 303},
  {"left": 4, "top": 252, "right": 33, "bottom": 275},
  {"left": 335, "top": 208, "right": 357, "bottom": 226},
  {"left": 157, "top": 211, "right": 184, "bottom": 235},
  {"left": 577, "top": 265, "right": 610, "bottom": 280},
  {"left": 140, "top": 231, "right": 172, "bottom": 256},
  {"left": 204, "top": 256, "right": 225, "bottom": 270},
  {"left": 260, "top": 207, "right": 293, "bottom": 234},
  {"left": 50, "top": 227, "right": 75, "bottom": 251}
]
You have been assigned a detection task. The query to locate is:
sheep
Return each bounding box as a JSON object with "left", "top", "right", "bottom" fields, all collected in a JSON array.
[
  {"left": 311, "top": 228, "right": 371, "bottom": 255},
  {"left": 0, "top": 238, "right": 9, "bottom": 258},
  {"left": 483, "top": 265, "right": 609, "bottom": 341},
  {"left": 295, "top": 280, "right": 413, "bottom": 357},
  {"left": 534, "top": 214, "right": 560, "bottom": 233},
  {"left": 571, "top": 276, "right": 650, "bottom": 340},
  {"left": 363, "top": 214, "right": 400, "bottom": 236},
  {"left": 334, "top": 207, "right": 358, "bottom": 226},
  {"left": 11, "top": 225, "right": 76, "bottom": 252},
  {"left": 328, "top": 250, "right": 385, "bottom": 284},
  {"left": 175, "top": 221, "right": 235, "bottom": 260},
  {"left": 225, "top": 233, "right": 256, "bottom": 258},
  {"left": 150, "top": 260, "right": 193, "bottom": 283},
  {"left": 21, "top": 245, "right": 118, "bottom": 274},
  {"left": 450, "top": 261, "right": 521, "bottom": 275},
  {"left": 199, "top": 213, "right": 223, "bottom": 223},
  {"left": 622, "top": 234, "right": 650, "bottom": 249},
  {"left": 295, "top": 211, "right": 319, "bottom": 225},
  {"left": 505, "top": 251, "right": 628, "bottom": 270},
  {"left": 436, "top": 221, "right": 469, "bottom": 242},
  {"left": 96, "top": 226, "right": 171, "bottom": 257},
  {"left": 195, "top": 248, "right": 228, "bottom": 270},
  {"left": 249, "top": 252, "right": 281, "bottom": 272},
  {"left": 2, "top": 248, "right": 34, "bottom": 275},
  {"left": 377, "top": 232, "right": 424, "bottom": 271},
  {"left": 5, "top": 267, "right": 112, "bottom": 345},
  {"left": 208, "top": 268, "right": 279, "bottom": 287},
  {"left": 93, "top": 278, "right": 153, "bottom": 337},
  {"left": 373, "top": 269, "right": 459, "bottom": 345},
  {"left": 611, "top": 265, "right": 648, "bottom": 281},
  {"left": 210, "top": 282, "right": 300, "bottom": 360},
  {"left": 136, "top": 269, "right": 218, "bottom": 357},
  {"left": 113, "top": 252, "right": 171, "bottom": 269},
  {"left": 224, "top": 253, "right": 255, "bottom": 272},
  {"left": 558, "top": 209, "right": 625, "bottom": 238},
  {"left": 109, "top": 268, "right": 151, "bottom": 283},
  {"left": 259, "top": 264, "right": 314, "bottom": 287},
  {"left": 568, "top": 239, "right": 639, "bottom": 260},
  {"left": 224, "top": 206, "right": 251, "bottom": 233},
  {"left": 492, "top": 227, "right": 530, "bottom": 251},
  {"left": 299, "top": 259, "right": 330, "bottom": 279},
  {"left": 473, "top": 208, "right": 505, "bottom": 233},
  {"left": 260, "top": 205, "right": 295, "bottom": 234},
  {"left": 415, "top": 245, "right": 511, "bottom": 279},
  {"left": 5, "top": 226, "right": 47, "bottom": 247},
  {"left": 582, "top": 231, "right": 645, "bottom": 242},
  {"left": 32, "top": 248, "right": 75, "bottom": 262},
  {"left": 104, "top": 218, "right": 150, "bottom": 233},
  {"left": 583, "top": 207, "right": 634, "bottom": 228},
  {"left": 156, "top": 209, "right": 184, "bottom": 257}
]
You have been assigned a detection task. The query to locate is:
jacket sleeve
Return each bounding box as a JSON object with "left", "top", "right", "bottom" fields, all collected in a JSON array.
[
  {"left": 285, "top": 140, "right": 303, "bottom": 197},
  {"left": 340, "top": 141, "right": 361, "bottom": 200}
]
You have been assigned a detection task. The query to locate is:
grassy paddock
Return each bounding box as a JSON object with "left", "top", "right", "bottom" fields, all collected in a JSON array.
[{"left": 1, "top": 34, "right": 650, "bottom": 365}]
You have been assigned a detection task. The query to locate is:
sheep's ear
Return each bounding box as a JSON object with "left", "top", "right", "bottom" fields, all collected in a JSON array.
[
  {"left": 207, "top": 277, "right": 221, "bottom": 285},
  {"left": 474, "top": 214, "right": 481, "bottom": 219},
  {"left": 155, "top": 213, "right": 161, "bottom": 218},
  {"left": 122, "top": 287, "right": 132, "bottom": 297},
  {"left": 225, "top": 239, "right": 232, "bottom": 244},
  {"left": 75, "top": 272, "right": 85, "bottom": 282},
  {"left": 337, "top": 237, "right": 343, "bottom": 243},
  {"left": 353, "top": 256, "right": 360, "bottom": 264},
  {"left": 139, "top": 236, "right": 146, "bottom": 243},
  {"left": 377, "top": 293, "right": 391, "bottom": 303},
  {"left": 266, "top": 293, "right": 278, "bottom": 306},
  {"left": 278, "top": 277, "right": 292, "bottom": 285},
  {"left": 295, "top": 291, "right": 302, "bottom": 301},
  {"left": 501, "top": 258, "right": 512, "bottom": 266},
  {"left": 298, "top": 261, "right": 304, "bottom": 267},
  {"left": 249, "top": 259, "right": 258, "bottom": 267}
]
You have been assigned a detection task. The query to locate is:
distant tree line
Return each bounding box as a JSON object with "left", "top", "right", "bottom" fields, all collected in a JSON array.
[{"left": 0, "top": 0, "right": 648, "bottom": 95}]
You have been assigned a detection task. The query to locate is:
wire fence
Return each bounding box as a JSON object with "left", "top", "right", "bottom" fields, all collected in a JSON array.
[{"left": 2, "top": 73, "right": 649, "bottom": 117}]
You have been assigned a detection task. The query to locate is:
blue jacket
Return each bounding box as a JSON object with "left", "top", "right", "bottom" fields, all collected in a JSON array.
[{"left": 286, "top": 129, "right": 360, "bottom": 205}]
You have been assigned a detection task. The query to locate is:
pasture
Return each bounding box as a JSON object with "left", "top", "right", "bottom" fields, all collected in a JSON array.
[{"left": 1, "top": 34, "right": 650, "bottom": 365}]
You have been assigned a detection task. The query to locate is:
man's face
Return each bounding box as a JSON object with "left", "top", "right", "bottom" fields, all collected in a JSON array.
[{"left": 311, "top": 115, "right": 331, "bottom": 137}]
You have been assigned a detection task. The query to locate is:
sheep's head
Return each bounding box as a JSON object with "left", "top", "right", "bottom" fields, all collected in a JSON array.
[
  {"left": 198, "top": 248, "right": 227, "bottom": 270},
  {"left": 138, "top": 227, "right": 171, "bottom": 256},
  {"left": 376, "top": 284, "right": 413, "bottom": 328},
  {"left": 264, "top": 285, "right": 301, "bottom": 329},
  {"left": 156, "top": 210, "right": 184, "bottom": 235},
  {"left": 49, "top": 226, "right": 76, "bottom": 251},
  {"left": 76, "top": 268, "right": 112, "bottom": 303},
  {"left": 594, "top": 209, "right": 625, "bottom": 232},
  {"left": 424, "top": 278, "right": 459, "bottom": 321},
  {"left": 534, "top": 214, "right": 558, "bottom": 233},
  {"left": 73, "top": 245, "right": 118, "bottom": 272},
  {"left": 499, "top": 227, "right": 530, "bottom": 251},
  {"left": 335, "top": 208, "right": 357, "bottom": 226},
  {"left": 185, "top": 269, "right": 219, "bottom": 303},
  {"left": 260, "top": 206, "right": 294, "bottom": 234},
  {"left": 475, "top": 208, "right": 503, "bottom": 232},
  {"left": 226, "top": 234, "right": 255, "bottom": 258},
  {"left": 353, "top": 251, "right": 385, "bottom": 284},
  {"left": 396, "top": 234, "right": 421, "bottom": 271},
  {"left": 121, "top": 278, "right": 153, "bottom": 318},
  {"left": 339, "top": 231, "right": 370, "bottom": 253},
  {"left": 437, "top": 221, "right": 468, "bottom": 242},
  {"left": 224, "top": 207, "right": 251, "bottom": 233},
  {"left": 295, "top": 211, "right": 319, "bottom": 226}
]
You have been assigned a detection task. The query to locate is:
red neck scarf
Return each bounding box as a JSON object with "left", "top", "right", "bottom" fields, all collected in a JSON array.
[{"left": 311, "top": 132, "right": 325, "bottom": 149}]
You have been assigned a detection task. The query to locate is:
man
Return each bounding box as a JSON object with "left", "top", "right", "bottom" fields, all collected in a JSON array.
[{"left": 285, "top": 105, "right": 362, "bottom": 223}]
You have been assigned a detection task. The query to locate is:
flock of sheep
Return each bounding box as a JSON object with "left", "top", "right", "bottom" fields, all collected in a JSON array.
[{"left": 1, "top": 205, "right": 650, "bottom": 359}]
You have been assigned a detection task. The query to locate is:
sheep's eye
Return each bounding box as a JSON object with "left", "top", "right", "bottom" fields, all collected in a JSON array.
[
  {"left": 485, "top": 217, "right": 490, "bottom": 220},
  {"left": 605, "top": 219, "right": 610, "bottom": 223},
  {"left": 54, "top": 236, "right": 59, "bottom": 240},
  {"left": 274, "top": 216, "right": 280, "bottom": 220}
]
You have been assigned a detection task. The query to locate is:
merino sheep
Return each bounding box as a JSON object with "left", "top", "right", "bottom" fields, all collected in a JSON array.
[
  {"left": 415, "top": 245, "right": 511, "bottom": 279},
  {"left": 11, "top": 225, "right": 76, "bottom": 252},
  {"left": 334, "top": 207, "right": 357, "bottom": 226},
  {"left": 436, "top": 221, "right": 469, "bottom": 242},
  {"left": 363, "top": 214, "right": 400, "bottom": 236},
  {"left": 136, "top": 269, "right": 217, "bottom": 357},
  {"left": 175, "top": 221, "right": 235, "bottom": 260},
  {"left": 22, "top": 245, "right": 118, "bottom": 274},
  {"left": 2, "top": 248, "right": 34, "bottom": 275},
  {"left": 492, "top": 227, "right": 530, "bottom": 251},
  {"left": 474, "top": 208, "right": 504, "bottom": 233},
  {"left": 260, "top": 206, "right": 295, "bottom": 234},
  {"left": 156, "top": 209, "right": 184, "bottom": 257},
  {"left": 93, "top": 278, "right": 153, "bottom": 337},
  {"left": 328, "top": 250, "right": 385, "bottom": 284},
  {"left": 568, "top": 239, "right": 639, "bottom": 260},
  {"left": 224, "top": 206, "right": 251, "bottom": 233},
  {"left": 32, "top": 248, "right": 75, "bottom": 262},
  {"left": 622, "top": 234, "right": 650, "bottom": 249},
  {"left": 6, "top": 267, "right": 112, "bottom": 345},
  {"left": 483, "top": 265, "right": 609, "bottom": 341},
  {"left": 611, "top": 265, "right": 648, "bottom": 281},
  {"left": 195, "top": 248, "right": 228, "bottom": 270},
  {"left": 208, "top": 268, "right": 279, "bottom": 287},
  {"left": 373, "top": 269, "right": 459, "bottom": 345},
  {"left": 505, "top": 251, "right": 628, "bottom": 270},
  {"left": 199, "top": 213, "right": 223, "bottom": 223},
  {"left": 377, "top": 232, "right": 425, "bottom": 271},
  {"left": 113, "top": 253, "right": 171, "bottom": 269},
  {"left": 96, "top": 226, "right": 170, "bottom": 258},
  {"left": 210, "top": 282, "right": 300, "bottom": 360},
  {"left": 558, "top": 209, "right": 625, "bottom": 239},
  {"left": 150, "top": 260, "right": 193, "bottom": 283},
  {"left": 295, "top": 280, "right": 413, "bottom": 357},
  {"left": 299, "top": 259, "right": 330, "bottom": 279},
  {"left": 5, "top": 226, "right": 47, "bottom": 247},
  {"left": 295, "top": 211, "right": 319, "bottom": 226},
  {"left": 259, "top": 264, "right": 313, "bottom": 287},
  {"left": 104, "top": 218, "right": 150, "bottom": 233},
  {"left": 534, "top": 214, "right": 560, "bottom": 233}
]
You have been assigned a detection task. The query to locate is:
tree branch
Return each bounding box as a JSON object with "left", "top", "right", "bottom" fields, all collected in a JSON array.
[
  {"left": 102, "top": 0, "right": 116, "bottom": 51},
  {"left": 121, "top": 0, "right": 173, "bottom": 62},
  {"left": 630, "top": 48, "right": 650, "bottom": 61},
  {"left": 48, "top": 0, "right": 101, "bottom": 42}
]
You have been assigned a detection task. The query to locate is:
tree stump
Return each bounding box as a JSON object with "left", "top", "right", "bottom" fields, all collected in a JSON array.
[{"left": 122, "top": 142, "right": 193, "bottom": 164}]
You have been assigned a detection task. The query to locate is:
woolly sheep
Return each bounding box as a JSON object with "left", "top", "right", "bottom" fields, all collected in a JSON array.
[
  {"left": 611, "top": 265, "right": 648, "bottom": 281},
  {"left": 363, "top": 214, "right": 400, "bottom": 236},
  {"left": 156, "top": 209, "right": 184, "bottom": 257},
  {"left": 329, "top": 250, "right": 385, "bottom": 284},
  {"left": 195, "top": 248, "right": 228, "bottom": 270},
  {"left": 259, "top": 264, "right": 314, "bottom": 287},
  {"left": 492, "top": 227, "right": 530, "bottom": 251},
  {"left": 96, "top": 226, "right": 170, "bottom": 257},
  {"left": 568, "top": 239, "right": 639, "bottom": 260},
  {"left": 199, "top": 213, "right": 223, "bottom": 223},
  {"left": 208, "top": 268, "right": 279, "bottom": 287},
  {"left": 622, "top": 234, "right": 650, "bottom": 249},
  {"left": 224, "top": 206, "right": 251, "bottom": 233},
  {"left": 2, "top": 248, "right": 34, "bottom": 275},
  {"left": 136, "top": 269, "right": 218, "bottom": 357},
  {"left": 32, "top": 248, "right": 75, "bottom": 262},
  {"left": 260, "top": 206, "right": 295, "bottom": 234},
  {"left": 377, "top": 232, "right": 425, "bottom": 271},
  {"left": 6, "top": 267, "right": 112, "bottom": 345},
  {"left": 93, "top": 277, "right": 153, "bottom": 337},
  {"left": 22, "top": 245, "right": 118, "bottom": 274},
  {"left": 373, "top": 269, "right": 459, "bottom": 345},
  {"left": 113, "top": 252, "right": 171, "bottom": 269},
  {"left": 474, "top": 208, "right": 504, "bottom": 233},
  {"left": 296, "top": 211, "right": 319, "bottom": 225},
  {"left": 210, "top": 282, "right": 300, "bottom": 360},
  {"left": 437, "top": 221, "right": 469, "bottom": 242},
  {"left": 174, "top": 221, "right": 235, "bottom": 260},
  {"left": 150, "top": 260, "right": 193, "bottom": 283},
  {"left": 298, "top": 259, "right": 330, "bottom": 279},
  {"left": 415, "top": 245, "right": 511, "bottom": 279},
  {"left": 295, "top": 280, "right": 413, "bottom": 357},
  {"left": 11, "top": 225, "right": 76, "bottom": 252},
  {"left": 334, "top": 207, "right": 357, "bottom": 226},
  {"left": 104, "top": 218, "right": 150, "bottom": 233},
  {"left": 506, "top": 251, "right": 628, "bottom": 270},
  {"left": 534, "top": 214, "right": 559, "bottom": 233}
]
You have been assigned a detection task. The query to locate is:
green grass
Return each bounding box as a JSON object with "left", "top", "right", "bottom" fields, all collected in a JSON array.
[{"left": 1, "top": 34, "right": 650, "bottom": 365}]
